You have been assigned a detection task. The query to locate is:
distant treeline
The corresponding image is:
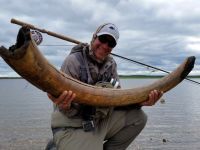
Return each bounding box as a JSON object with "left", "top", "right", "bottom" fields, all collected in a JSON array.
[
  {"left": 119, "top": 75, "right": 200, "bottom": 79},
  {"left": 0, "top": 77, "right": 22, "bottom": 79},
  {"left": 0, "top": 75, "right": 200, "bottom": 79}
]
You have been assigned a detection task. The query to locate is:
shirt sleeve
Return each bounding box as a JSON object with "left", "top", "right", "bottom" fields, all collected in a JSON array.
[{"left": 60, "top": 53, "right": 81, "bottom": 80}]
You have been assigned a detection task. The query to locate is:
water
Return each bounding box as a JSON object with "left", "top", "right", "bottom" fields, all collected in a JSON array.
[
  {"left": 0, "top": 79, "right": 52, "bottom": 150},
  {"left": 0, "top": 78, "right": 200, "bottom": 150},
  {"left": 121, "top": 78, "right": 200, "bottom": 150}
]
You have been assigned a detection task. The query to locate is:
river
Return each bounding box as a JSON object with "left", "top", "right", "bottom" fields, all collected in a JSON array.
[{"left": 0, "top": 78, "right": 199, "bottom": 150}]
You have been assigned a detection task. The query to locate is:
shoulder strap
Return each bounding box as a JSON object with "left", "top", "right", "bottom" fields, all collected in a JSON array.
[
  {"left": 82, "top": 47, "right": 94, "bottom": 84},
  {"left": 70, "top": 43, "right": 88, "bottom": 54}
]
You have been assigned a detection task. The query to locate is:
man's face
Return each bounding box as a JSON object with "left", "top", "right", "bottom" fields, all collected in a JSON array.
[{"left": 91, "top": 34, "right": 116, "bottom": 61}]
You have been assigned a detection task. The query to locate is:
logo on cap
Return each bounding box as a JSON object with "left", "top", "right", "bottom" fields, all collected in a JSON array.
[{"left": 31, "top": 30, "right": 43, "bottom": 45}]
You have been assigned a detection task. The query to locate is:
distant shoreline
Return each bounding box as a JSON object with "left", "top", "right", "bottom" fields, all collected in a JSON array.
[
  {"left": 0, "top": 75, "right": 199, "bottom": 79},
  {"left": 0, "top": 77, "right": 22, "bottom": 79},
  {"left": 119, "top": 75, "right": 200, "bottom": 79}
]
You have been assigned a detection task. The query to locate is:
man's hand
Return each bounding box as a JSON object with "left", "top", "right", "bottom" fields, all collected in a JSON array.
[
  {"left": 140, "top": 90, "right": 163, "bottom": 106},
  {"left": 47, "top": 91, "right": 76, "bottom": 110}
]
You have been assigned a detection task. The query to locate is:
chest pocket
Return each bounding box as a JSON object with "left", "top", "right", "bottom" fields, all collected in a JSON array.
[
  {"left": 100, "top": 68, "right": 113, "bottom": 82},
  {"left": 80, "top": 66, "right": 88, "bottom": 83}
]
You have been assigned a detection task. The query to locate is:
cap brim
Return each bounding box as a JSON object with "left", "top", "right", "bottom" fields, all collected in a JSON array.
[{"left": 97, "top": 32, "right": 117, "bottom": 43}]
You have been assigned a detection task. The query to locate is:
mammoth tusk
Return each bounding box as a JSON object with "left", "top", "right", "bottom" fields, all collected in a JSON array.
[{"left": 0, "top": 33, "right": 195, "bottom": 106}]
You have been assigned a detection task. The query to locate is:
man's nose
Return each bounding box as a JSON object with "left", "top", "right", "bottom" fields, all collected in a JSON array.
[{"left": 102, "top": 42, "right": 110, "bottom": 49}]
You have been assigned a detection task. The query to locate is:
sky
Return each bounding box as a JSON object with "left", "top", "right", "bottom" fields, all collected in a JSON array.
[{"left": 0, "top": 0, "right": 200, "bottom": 77}]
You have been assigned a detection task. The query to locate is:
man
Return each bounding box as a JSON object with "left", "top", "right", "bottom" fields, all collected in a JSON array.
[{"left": 47, "top": 23, "right": 163, "bottom": 150}]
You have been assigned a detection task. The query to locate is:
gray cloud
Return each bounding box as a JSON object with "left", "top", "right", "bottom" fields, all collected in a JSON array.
[{"left": 0, "top": 0, "right": 200, "bottom": 77}]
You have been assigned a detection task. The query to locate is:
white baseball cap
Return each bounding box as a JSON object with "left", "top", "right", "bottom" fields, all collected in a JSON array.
[{"left": 96, "top": 23, "right": 119, "bottom": 43}]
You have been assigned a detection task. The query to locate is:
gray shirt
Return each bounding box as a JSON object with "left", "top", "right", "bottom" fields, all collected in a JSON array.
[{"left": 51, "top": 43, "right": 120, "bottom": 128}]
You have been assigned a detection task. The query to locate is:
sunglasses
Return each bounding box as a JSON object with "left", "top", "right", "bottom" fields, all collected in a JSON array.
[{"left": 98, "top": 35, "right": 116, "bottom": 48}]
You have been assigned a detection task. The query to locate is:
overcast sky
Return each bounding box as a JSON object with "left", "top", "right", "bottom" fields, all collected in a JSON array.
[{"left": 0, "top": 0, "right": 200, "bottom": 77}]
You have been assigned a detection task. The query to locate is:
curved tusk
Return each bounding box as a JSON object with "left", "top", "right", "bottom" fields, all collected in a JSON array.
[{"left": 0, "top": 34, "right": 195, "bottom": 106}]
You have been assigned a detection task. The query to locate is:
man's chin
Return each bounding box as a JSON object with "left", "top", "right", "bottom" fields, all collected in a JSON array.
[{"left": 95, "top": 55, "right": 107, "bottom": 63}]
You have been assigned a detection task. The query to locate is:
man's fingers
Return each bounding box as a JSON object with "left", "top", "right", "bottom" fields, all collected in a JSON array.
[
  {"left": 59, "top": 92, "right": 76, "bottom": 110},
  {"left": 54, "top": 91, "right": 69, "bottom": 105},
  {"left": 62, "top": 93, "right": 76, "bottom": 110},
  {"left": 47, "top": 91, "right": 76, "bottom": 110},
  {"left": 141, "top": 90, "right": 163, "bottom": 106}
]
